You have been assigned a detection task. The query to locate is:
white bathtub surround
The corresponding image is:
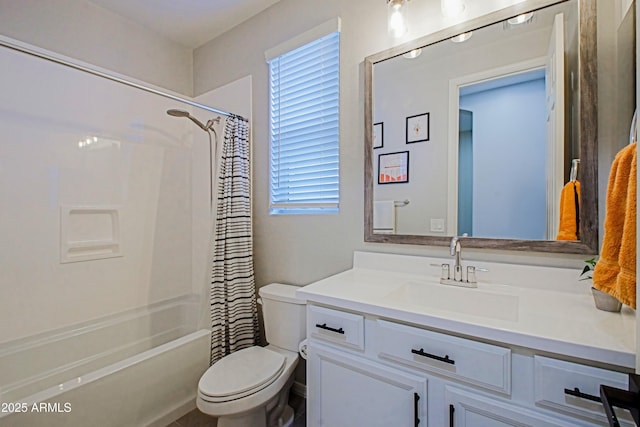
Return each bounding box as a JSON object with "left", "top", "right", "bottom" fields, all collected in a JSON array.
[
  {"left": 209, "top": 116, "right": 260, "bottom": 364},
  {"left": 298, "top": 251, "right": 635, "bottom": 426},
  {"left": 0, "top": 36, "right": 239, "bottom": 427},
  {"left": 0, "top": 36, "right": 210, "bottom": 344},
  {"left": 59, "top": 205, "right": 123, "bottom": 263},
  {"left": 0, "top": 297, "right": 210, "bottom": 427}
]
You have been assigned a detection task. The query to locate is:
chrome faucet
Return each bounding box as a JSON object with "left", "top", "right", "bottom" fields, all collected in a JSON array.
[
  {"left": 450, "top": 236, "right": 462, "bottom": 281},
  {"left": 434, "top": 236, "right": 482, "bottom": 288}
]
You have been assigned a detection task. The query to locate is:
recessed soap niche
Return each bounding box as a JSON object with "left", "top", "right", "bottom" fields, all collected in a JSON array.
[{"left": 60, "top": 206, "right": 123, "bottom": 263}]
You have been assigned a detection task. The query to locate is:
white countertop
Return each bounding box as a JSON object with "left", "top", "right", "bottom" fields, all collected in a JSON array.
[{"left": 297, "top": 251, "right": 636, "bottom": 369}]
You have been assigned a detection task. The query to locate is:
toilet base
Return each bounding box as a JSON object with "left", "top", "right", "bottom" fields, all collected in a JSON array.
[
  {"left": 217, "top": 407, "right": 267, "bottom": 427},
  {"left": 277, "top": 404, "right": 294, "bottom": 427},
  {"left": 212, "top": 403, "right": 294, "bottom": 427}
]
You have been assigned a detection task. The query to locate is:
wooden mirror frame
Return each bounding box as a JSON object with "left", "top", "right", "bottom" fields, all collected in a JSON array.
[{"left": 364, "top": 0, "right": 597, "bottom": 254}]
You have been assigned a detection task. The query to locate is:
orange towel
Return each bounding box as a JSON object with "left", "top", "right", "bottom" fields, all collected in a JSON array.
[
  {"left": 556, "top": 181, "right": 581, "bottom": 240},
  {"left": 593, "top": 143, "right": 637, "bottom": 308}
]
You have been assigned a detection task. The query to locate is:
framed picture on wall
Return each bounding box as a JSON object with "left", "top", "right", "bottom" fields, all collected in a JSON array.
[
  {"left": 406, "top": 112, "right": 430, "bottom": 143},
  {"left": 378, "top": 151, "right": 409, "bottom": 184},
  {"left": 373, "top": 122, "right": 384, "bottom": 149}
]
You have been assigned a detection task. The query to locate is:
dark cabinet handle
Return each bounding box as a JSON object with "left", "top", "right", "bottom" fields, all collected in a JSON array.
[
  {"left": 449, "top": 404, "right": 455, "bottom": 427},
  {"left": 315, "top": 323, "right": 344, "bottom": 334},
  {"left": 411, "top": 347, "right": 455, "bottom": 365},
  {"left": 564, "top": 387, "right": 602, "bottom": 403},
  {"left": 414, "top": 393, "right": 420, "bottom": 426}
]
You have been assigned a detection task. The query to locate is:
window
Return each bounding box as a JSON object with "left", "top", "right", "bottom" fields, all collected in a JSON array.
[{"left": 267, "top": 26, "right": 340, "bottom": 215}]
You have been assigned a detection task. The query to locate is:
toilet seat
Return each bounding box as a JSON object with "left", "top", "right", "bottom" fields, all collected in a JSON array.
[{"left": 199, "top": 346, "right": 286, "bottom": 403}]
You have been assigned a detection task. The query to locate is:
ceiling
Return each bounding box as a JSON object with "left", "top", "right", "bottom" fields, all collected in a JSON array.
[{"left": 89, "top": 0, "right": 281, "bottom": 48}]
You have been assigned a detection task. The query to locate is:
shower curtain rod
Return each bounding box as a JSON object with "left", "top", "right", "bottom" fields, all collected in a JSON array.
[{"left": 0, "top": 37, "right": 247, "bottom": 122}]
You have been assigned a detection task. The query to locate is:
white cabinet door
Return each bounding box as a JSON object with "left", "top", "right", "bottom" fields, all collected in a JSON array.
[
  {"left": 446, "top": 387, "right": 589, "bottom": 427},
  {"left": 307, "top": 343, "right": 427, "bottom": 427}
]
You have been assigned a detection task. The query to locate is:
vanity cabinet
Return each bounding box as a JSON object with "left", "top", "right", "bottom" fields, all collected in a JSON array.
[
  {"left": 305, "top": 304, "right": 632, "bottom": 427},
  {"left": 445, "top": 387, "right": 574, "bottom": 427},
  {"left": 307, "top": 343, "right": 427, "bottom": 427}
]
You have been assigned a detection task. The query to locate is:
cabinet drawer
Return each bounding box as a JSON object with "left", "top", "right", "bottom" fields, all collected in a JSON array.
[
  {"left": 308, "top": 305, "right": 364, "bottom": 351},
  {"left": 374, "top": 319, "right": 511, "bottom": 394},
  {"left": 446, "top": 386, "right": 584, "bottom": 427},
  {"left": 534, "top": 356, "right": 634, "bottom": 426}
]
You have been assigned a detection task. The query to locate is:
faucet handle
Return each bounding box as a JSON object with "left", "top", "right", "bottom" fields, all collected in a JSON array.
[
  {"left": 466, "top": 266, "right": 476, "bottom": 283},
  {"left": 430, "top": 263, "right": 450, "bottom": 280},
  {"left": 466, "top": 266, "right": 488, "bottom": 283}
]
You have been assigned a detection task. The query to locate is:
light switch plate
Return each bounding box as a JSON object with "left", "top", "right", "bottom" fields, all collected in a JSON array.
[{"left": 430, "top": 218, "right": 445, "bottom": 232}]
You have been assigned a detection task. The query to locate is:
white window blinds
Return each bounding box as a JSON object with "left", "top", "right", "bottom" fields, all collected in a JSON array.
[{"left": 268, "top": 30, "right": 340, "bottom": 214}]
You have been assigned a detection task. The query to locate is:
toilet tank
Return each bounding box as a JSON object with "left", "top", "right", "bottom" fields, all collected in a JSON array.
[{"left": 259, "top": 283, "right": 306, "bottom": 352}]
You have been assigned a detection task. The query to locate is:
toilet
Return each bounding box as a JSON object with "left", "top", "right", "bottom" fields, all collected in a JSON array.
[{"left": 197, "top": 283, "right": 306, "bottom": 427}]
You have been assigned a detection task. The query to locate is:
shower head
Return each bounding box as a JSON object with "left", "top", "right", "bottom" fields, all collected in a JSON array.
[
  {"left": 167, "top": 109, "right": 190, "bottom": 118},
  {"left": 166, "top": 109, "right": 212, "bottom": 131}
]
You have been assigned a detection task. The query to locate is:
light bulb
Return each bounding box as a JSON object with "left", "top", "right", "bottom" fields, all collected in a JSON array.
[
  {"left": 388, "top": 0, "right": 408, "bottom": 38},
  {"left": 402, "top": 48, "right": 422, "bottom": 59},
  {"left": 507, "top": 13, "right": 534, "bottom": 25},
  {"left": 450, "top": 31, "right": 473, "bottom": 43}
]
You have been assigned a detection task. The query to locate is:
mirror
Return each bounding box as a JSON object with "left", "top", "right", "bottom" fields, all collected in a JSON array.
[{"left": 364, "top": 0, "right": 598, "bottom": 254}]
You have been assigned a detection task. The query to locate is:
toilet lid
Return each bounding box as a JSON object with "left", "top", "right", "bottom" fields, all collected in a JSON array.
[{"left": 199, "top": 346, "right": 286, "bottom": 399}]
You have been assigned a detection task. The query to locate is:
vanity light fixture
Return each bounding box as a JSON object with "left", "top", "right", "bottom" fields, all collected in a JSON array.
[
  {"left": 402, "top": 48, "right": 422, "bottom": 59},
  {"left": 450, "top": 31, "right": 473, "bottom": 43},
  {"left": 507, "top": 12, "right": 534, "bottom": 26},
  {"left": 387, "top": 0, "right": 409, "bottom": 38},
  {"left": 441, "top": 0, "right": 465, "bottom": 18}
]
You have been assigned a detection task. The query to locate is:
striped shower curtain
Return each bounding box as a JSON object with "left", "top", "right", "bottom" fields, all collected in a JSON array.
[{"left": 209, "top": 116, "right": 259, "bottom": 365}]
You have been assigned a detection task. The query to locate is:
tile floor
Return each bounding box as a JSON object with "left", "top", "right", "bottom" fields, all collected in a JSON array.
[{"left": 167, "top": 395, "right": 306, "bottom": 427}]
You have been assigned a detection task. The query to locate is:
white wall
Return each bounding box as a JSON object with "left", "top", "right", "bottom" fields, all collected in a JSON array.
[
  {"left": 618, "top": 0, "right": 635, "bottom": 25},
  {"left": 0, "top": 44, "right": 196, "bottom": 343},
  {"left": 0, "top": 0, "right": 193, "bottom": 95}
]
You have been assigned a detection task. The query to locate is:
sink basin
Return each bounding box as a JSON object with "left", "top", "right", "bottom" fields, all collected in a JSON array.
[{"left": 383, "top": 280, "right": 519, "bottom": 321}]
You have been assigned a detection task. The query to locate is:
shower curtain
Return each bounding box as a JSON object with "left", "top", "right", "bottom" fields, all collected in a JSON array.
[{"left": 209, "top": 116, "right": 259, "bottom": 364}]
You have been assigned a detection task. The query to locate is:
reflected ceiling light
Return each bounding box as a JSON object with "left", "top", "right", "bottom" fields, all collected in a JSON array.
[
  {"left": 403, "top": 48, "right": 422, "bottom": 59},
  {"left": 388, "top": 0, "right": 409, "bottom": 38},
  {"left": 450, "top": 31, "right": 473, "bottom": 43},
  {"left": 441, "top": 0, "right": 465, "bottom": 18},
  {"left": 77, "top": 136, "right": 119, "bottom": 150},
  {"left": 507, "top": 12, "right": 534, "bottom": 25}
]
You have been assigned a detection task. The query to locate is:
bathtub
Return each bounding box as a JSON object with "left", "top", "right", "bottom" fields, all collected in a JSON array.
[{"left": 0, "top": 296, "right": 211, "bottom": 427}]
